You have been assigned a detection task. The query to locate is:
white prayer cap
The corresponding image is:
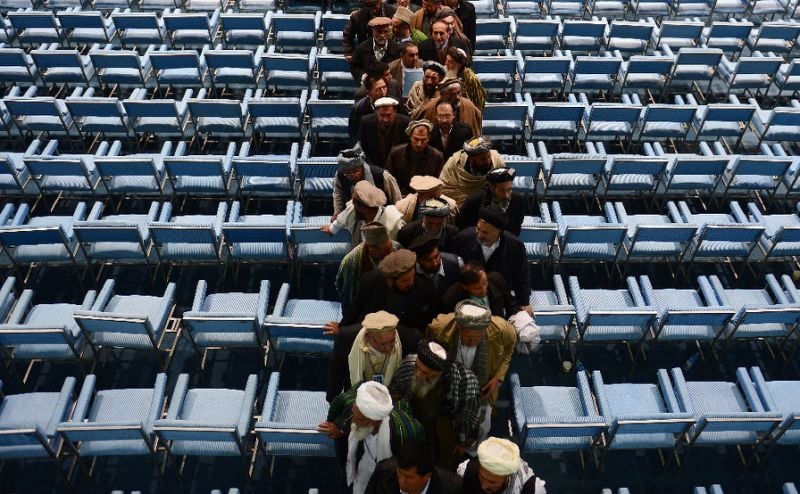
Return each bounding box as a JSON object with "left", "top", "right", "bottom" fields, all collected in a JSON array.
[
  {"left": 355, "top": 381, "right": 393, "bottom": 421},
  {"left": 374, "top": 97, "right": 399, "bottom": 108},
  {"left": 477, "top": 437, "right": 522, "bottom": 476}
]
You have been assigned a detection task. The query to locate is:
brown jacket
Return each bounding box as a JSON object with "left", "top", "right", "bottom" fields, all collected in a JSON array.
[
  {"left": 413, "top": 96, "right": 482, "bottom": 137},
  {"left": 426, "top": 312, "right": 516, "bottom": 403},
  {"left": 385, "top": 143, "right": 445, "bottom": 195}
]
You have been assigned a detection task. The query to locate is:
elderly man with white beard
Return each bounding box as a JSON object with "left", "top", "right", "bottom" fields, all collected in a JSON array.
[
  {"left": 390, "top": 339, "right": 481, "bottom": 469},
  {"left": 320, "top": 381, "right": 425, "bottom": 494},
  {"left": 457, "top": 437, "right": 547, "bottom": 494}
]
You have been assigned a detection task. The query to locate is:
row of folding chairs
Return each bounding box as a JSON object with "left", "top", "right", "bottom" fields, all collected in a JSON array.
[
  {"left": 0, "top": 270, "right": 339, "bottom": 379},
  {"left": 511, "top": 366, "right": 800, "bottom": 469},
  {"left": 604, "top": 485, "right": 799, "bottom": 494},
  {"left": 503, "top": 0, "right": 800, "bottom": 19},
  {"left": 0, "top": 371, "right": 333, "bottom": 482},
  {"left": 0, "top": 0, "right": 269, "bottom": 14},
  {"left": 0, "top": 199, "right": 354, "bottom": 281}
]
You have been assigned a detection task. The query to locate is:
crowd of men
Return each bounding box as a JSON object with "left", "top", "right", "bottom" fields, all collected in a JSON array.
[{"left": 314, "top": 0, "right": 547, "bottom": 492}]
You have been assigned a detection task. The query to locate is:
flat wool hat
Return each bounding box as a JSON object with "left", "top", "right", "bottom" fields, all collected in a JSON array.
[
  {"left": 409, "top": 175, "right": 443, "bottom": 192},
  {"left": 393, "top": 6, "right": 415, "bottom": 26},
  {"left": 416, "top": 340, "right": 448, "bottom": 372},
  {"left": 485, "top": 167, "right": 516, "bottom": 184},
  {"left": 362, "top": 221, "right": 390, "bottom": 245},
  {"left": 353, "top": 180, "right": 387, "bottom": 208},
  {"left": 368, "top": 16, "right": 393, "bottom": 27},
  {"left": 337, "top": 146, "right": 366, "bottom": 172},
  {"left": 405, "top": 119, "right": 433, "bottom": 136},
  {"left": 362, "top": 310, "right": 400, "bottom": 332},
  {"left": 374, "top": 97, "right": 399, "bottom": 108},
  {"left": 379, "top": 249, "right": 417, "bottom": 278}
]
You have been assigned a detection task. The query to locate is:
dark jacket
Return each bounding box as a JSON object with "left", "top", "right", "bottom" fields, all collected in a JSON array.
[
  {"left": 440, "top": 271, "right": 521, "bottom": 318},
  {"left": 460, "top": 458, "right": 540, "bottom": 494},
  {"left": 447, "top": 228, "right": 531, "bottom": 306},
  {"left": 429, "top": 121, "right": 473, "bottom": 161},
  {"left": 397, "top": 220, "right": 460, "bottom": 251},
  {"left": 341, "top": 268, "right": 438, "bottom": 329},
  {"left": 326, "top": 322, "right": 421, "bottom": 402},
  {"left": 418, "top": 251, "right": 461, "bottom": 297},
  {"left": 349, "top": 96, "right": 376, "bottom": 143},
  {"left": 418, "top": 36, "right": 471, "bottom": 64},
  {"left": 357, "top": 114, "right": 411, "bottom": 167},
  {"left": 350, "top": 38, "right": 402, "bottom": 82},
  {"left": 343, "top": 3, "right": 398, "bottom": 56},
  {"left": 456, "top": 187, "right": 527, "bottom": 237},
  {"left": 453, "top": 0, "right": 477, "bottom": 50},
  {"left": 335, "top": 164, "right": 388, "bottom": 213},
  {"left": 385, "top": 143, "right": 444, "bottom": 195},
  {"left": 366, "top": 457, "right": 463, "bottom": 494}
]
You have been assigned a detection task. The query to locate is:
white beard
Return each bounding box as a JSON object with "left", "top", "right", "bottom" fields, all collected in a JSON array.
[
  {"left": 351, "top": 422, "right": 376, "bottom": 441},
  {"left": 412, "top": 375, "right": 440, "bottom": 399}
]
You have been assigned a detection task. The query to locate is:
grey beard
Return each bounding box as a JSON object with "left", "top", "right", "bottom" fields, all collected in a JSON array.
[
  {"left": 412, "top": 375, "right": 440, "bottom": 398},
  {"left": 351, "top": 422, "right": 375, "bottom": 441}
]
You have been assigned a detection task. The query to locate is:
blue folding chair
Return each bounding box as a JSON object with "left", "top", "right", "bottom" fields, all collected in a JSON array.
[
  {"left": 264, "top": 282, "right": 341, "bottom": 357},
  {"left": 219, "top": 12, "right": 269, "bottom": 48},
  {"left": 513, "top": 19, "right": 559, "bottom": 55},
  {"left": 270, "top": 12, "right": 320, "bottom": 52},
  {"left": 164, "top": 141, "right": 235, "bottom": 198},
  {"left": 747, "top": 366, "right": 800, "bottom": 449},
  {"left": 203, "top": 47, "right": 263, "bottom": 88},
  {"left": 606, "top": 21, "right": 654, "bottom": 54},
  {"left": 529, "top": 274, "right": 577, "bottom": 349},
  {"left": 110, "top": 11, "right": 166, "bottom": 49},
  {"left": 149, "top": 49, "right": 207, "bottom": 89},
  {"left": 521, "top": 55, "right": 572, "bottom": 94},
  {"left": 262, "top": 48, "right": 315, "bottom": 93},
  {"left": 57, "top": 10, "right": 115, "bottom": 46},
  {"left": 163, "top": 9, "right": 219, "bottom": 48},
  {"left": 636, "top": 103, "right": 695, "bottom": 142},
  {"left": 561, "top": 20, "right": 607, "bottom": 54},
  {"left": 123, "top": 88, "right": 192, "bottom": 138},
  {"left": 222, "top": 200, "right": 290, "bottom": 271},
  {"left": 89, "top": 46, "right": 154, "bottom": 89},
  {"left": 94, "top": 140, "right": 171, "bottom": 200},
  {"left": 474, "top": 18, "right": 513, "bottom": 54}
]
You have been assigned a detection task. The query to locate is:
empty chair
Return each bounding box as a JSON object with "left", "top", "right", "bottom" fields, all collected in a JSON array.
[
  {"left": 247, "top": 91, "right": 306, "bottom": 140},
  {"left": 482, "top": 101, "right": 528, "bottom": 144},
  {"left": 22, "top": 139, "right": 104, "bottom": 199},
  {"left": 265, "top": 282, "right": 342, "bottom": 356},
  {"left": 702, "top": 21, "right": 753, "bottom": 58},
  {"left": 149, "top": 201, "right": 228, "bottom": 268},
  {"left": 65, "top": 90, "right": 131, "bottom": 137},
  {"left": 602, "top": 152, "right": 668, "bottom": 200},
  {"left": 528, "top": 274, "right": 576, "bottom": 347},
  {"left": 73, "top": 200, "right": 160, "bottom": 267},
  {"left": 203, "top": 46, "right": 263, "bottom": 88},
  {"left": 672, "top": 0, "right": 713, "bottom": 17},
  {"left": 123, "top": 88, "right": 192, "bottom": 138},
  {"left": 0, "top": 280, "right": 97, "bottom": 379},
  {"left": 520, "top": 54, "right": 572, "bottom": 94},
  {"left": 527, "top": 97, "right": 585, "bottom": 141},
  {"left": 717, "top": 54, "right": 783, "bottom": 98},
  {"left": 219, "top": 12, "right": 269, "bottom": 48},
  {"left": 561, "top": 20, "right": 607, "bottom": 54},
  {"left": 57, "top": 9, "right": 115, "bottom": 46},
  {"left": 153, "top": 374, "right": 257, "bottom": 464},
  {"left": 546, "top": 0, "right": 586, "bottom": 17},
  {"left": 74, "top": 279, "right": 178, "bottom": 368},
  {"left": 0, "top": 140, "right": 46, "bottom": 197},
  {"left": 665, "top": 47, "right": 723, "bottom": 98},
  {"left": 553, "top": 201, "right": 628, "bottom": 266},
  {"left": 583, "top": 99, "right": 642, "bottom": 142},
  {"left": 653, "top": 21, "right": 704, "bottom": 50},
  {"left": 703, "top": 273, "right": 800, "bottom": 345},
  {"left": 262, "top": 48, "right": 315, "bottom": 93},
  {"left": 569, "top": 275, "right": 657, "bottom": 348},
  {"left": 316, "top": 51, "right": 355, "bottom": 96},
  {"left": 321, "top": 12, "right": 348, "bottom": 53},
  {"left": 669, "top": 367, "right": 781, "bottom": 454},
  {"left": 270, "top": 12, "right": 319, "bottom": 52},
  {"left": 0, "top": 376, "right": 76, "bottom": 468},
  {"left": 163, "top": 9, "right": 220, "bottom": 48},
  {"left": 688, "top": 98, "right": 756, "bottom": 148},
  {"left": 751, "top": 104, "right": 800, "bottom": 147},
  {"left": 506, "top": 0, "right": 544, "bottom": 14},
  {"left": 720, "top": 153, "right": 792, "bottom": 203},
  {"left": 471, "top": 55, "right": 518, "bottom": 94},
  {"left": 110, "top": 11, "right": 166, "bottom": 48},
  {"left": 571, "top": 56, "right": 622, "bottom": 95},
  {"left": 514, "top": 19, "right": 560, "bottom": 55},
  {"left": 747, "top": 22, "right": 800, "bottom": 57},
  {"left": 628, "top": 0, "right": 670, "bottom": 17},
  {"left": 636, "top": 102, "right": 695, "bottom": 142},
  {"left": 606, "top": 21, "right": 654, "bottom": 54},
  {"left": 0, "top": 201, "right": 88, "bottom": 282},
  {"left": 149, "top": 48, "right": 207, "bottom": 89},
  {"left": 164, "top": 141, "right": 235, "bottom": 197},
  {"left": 232, "top": 142, "right": 298, "bottom": 200},
  {"left": 650, "top": 143, "right": 730, "bottom": 202},
  {"left": 743, "top": 202, "right": 800, "bottom": 264},
  {"left": 5, "top": 90, "right": 76, "bottom": 137},
  {"left": 306, "top": 90, "right": 351, "bottom": 147},
  {"left": 613, "top": 202, "right": 697, "bottom": 273},
  {"left": 182, "top": 279, "right": 270, "bottom": 365},
  {"left": 621, "top": 55, "right": 674, "bottom": 96},
  {"left": 540, "top": 146, "right": 606, "bottom": 199},
  {"left": 93, "top": 140, "right": 171, "bottom": 200},
  {"left": 188, "top": 89, "right": 250, "bottom": 139},
  {"left": 474, "top": 19, "right": 512, "bottom": 54},
  {"left": 89, "top": 46, "right": 154, "bottom": 89},
  {"left": 222, "top": 200, "right": 290, "bottom": 269},
  {"left": 591, "top": 369, "right": 694, "bottom": 462},
  {"left": 747, "top": 366, "right": 800, "bottom": 448},
  {"left": 638, "top": 274, "right": 734, "bottom": 345},
  {"left": 7, "top": 10, "right": 63, "bottom": 47},
  {"left": 254, "top": 372, "right": 335, "bottom": 462},
  {"left": 518, "top": 212, "right": 558, "bottom": 263},
  {"left": 510, "top": 371, "right": 606, "bottom": 455},
  {"left": 0, "top": 48, "right": 39, "bottom": 86},
  {"left": 294, "top": 151, "right": 338, "bottom": 200},
  {"left": 57, "top": 373, "right": 167, "bottom": 460}
]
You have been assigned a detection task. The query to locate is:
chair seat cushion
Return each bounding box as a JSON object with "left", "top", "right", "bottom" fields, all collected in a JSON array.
[
  {"left": 134, "top": 116, "right": 182, "bottom": 133},
  {"left": 213, "top": 67, "right": 254, "bottom": 84},
  {"left": 642, "top": 121, "right": 685, "bottom": 137},
  {"left": 225, "top": 29, "right": 265, "bottom": 45},
  {"left": 158, "top": 68, "right": 201, "bottom": 84},
  {"left": 173, "top": 176, "right": 226, "bottom": 193},
  {"left": 196, "top": 117, "right": 242, "bottom": 133},
  {"left": 230, "top": 242, "right": 286, "bottom": 260}
]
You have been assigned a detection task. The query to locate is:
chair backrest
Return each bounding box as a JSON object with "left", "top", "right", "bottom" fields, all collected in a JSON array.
[
  {"left": 515, "top": 20, "right": 560, "bottom": 38},
  {"left": 94, "top": 156, "right": 160, "bottom": 177},
  {"left": 317, "top": 53, "right": 350, "bottom": 72},
  {"left": 483, "top": 103, "right": 527, "bottom": 121},
  {"left": 9, "top": 11, "right": 57, "bottom": 29},
  {"left": 609, "top": 22, "right": 653, "bottom": 40},
  {"left": 271, "top": 13, "right": 316, "bottom": 31},
  {"left": 631, "top": 224, "right": 697, "bottom": 244},
  {"left": 551, "top": 157, "right": 607, "bottom": 175},
  {"left": 5, "top": 98, "right": 61, "bottom": 117},
  {"left": 24, "top": 157, "right": 90, "bottom": 178},
  {"left": 671, "top": 156, "right": 729, "bottom": 175},
  {"left": 164, "top": 156, "right": 225, "bottom": 177},
  {"left": 307, "top": 99, "right": 351, "bottom": 118},
  {"left": 564, "top": 225, "right": 627, "bottom": 244},
  {"left": 626, "top": 56, "right": 674, "bottom": 75},
  {"left": 518, "top": 224, "right": 558, "bottom": 243},
  {"left": 0, "top": 226, "right": 69, "bottom": 247},
  {"left": 609, "top": 157, "right": 668, "bottom": 176},
  {"left": 151, "top": 51, "right": 201, "bottom": 70},
  {"left": 221, "top": 12, "right": 267, "bottom": 31},
  {"left": 733, "top": 157, "right": 792, "bottom": 178},
  {"left": 164, "top": 12, "right": 210, "bottom": 31},
  {"left": 699, "top": 224, "right": 764, "bottom": 243},
  {"left": 675, "top": 48, "right": 723, "bottom": 67},
  {"left": 471, "top": 56, "right": 518, "bottom": 74},
  {"left": 188, "top": 99, "right": 242, "bottom": 119},
  {"left": 506, "top": 159, "right": 541, "bottom": 179},
  {"left": 223, "top": 224, "right": 287, "bottom": 244},
  {"left": 734, "top": 57, "right": 783, "bottom": 75},
  {"left": 74, "top": 223, "right": 144, "bottom": 243},
  {"left": 701, "top": 105, "right": 755, "bottom": 124},
  {"left": 150, "top": 223, "right": 217, "bottom": 244},
  {"left": 768, "top": 108, "right": 800, "bottom": 127},
  {"left": 90, "top": 50, "right": 141, "bottom": 70},
  {"left": 111, "top": 13, "right": 160, "bottom": 30},
  {"left": 66, "top": 98, "right": 124, "bottom": 118},
  {"left": 643, "top": 104, "right": 697, "bottom": 123},
  {"left": 758, "top": 22, "right": 800, "bottom": 40},
  {"left": 563, "top": 20, "right": 606, "bottom": 38},
  {"left": 262, "top": 53, "right": 309, "bottom": 73},
  {"left": 123, "top": 99, "right": 179, "bottom": 119},
  {"left": 57, "top": 11, "right": 105, "bottom": 29},
  {"left": 533, "top": 103, "right": 585, "bottom": 124},
  {"left": 590, "top": 105, "right": 642, "bottom": 122},
  {"left": 574, "top": 57, "right": 622, "bottom": 75},
  {"left": 524, "top": 56, "right": 571, "bottom": 76},
  {"left": 247, "top": 98, "right": 301, "bottom": 119},
  {"left": 232, "top": 157, "right": 290, "bottom": 179}
]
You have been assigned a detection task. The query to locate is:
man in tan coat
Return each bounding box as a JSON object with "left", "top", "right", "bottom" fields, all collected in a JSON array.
[
  {"left": 426, "top": 300, "right": 516, "bottom": 406},
  {"left": 438, "top": 136, "right": 505, "bottom": 208},
  {"left": 395, "top": 175, "right": 457, "bottom": 223}
]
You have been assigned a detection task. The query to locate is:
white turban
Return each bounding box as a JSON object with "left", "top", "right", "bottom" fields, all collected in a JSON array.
[
  {"left": 355, "top": 381, "right": 393, "bottom": 421},
  {"left": 477, "top": 438, "right": 522, "bottom": 476}
]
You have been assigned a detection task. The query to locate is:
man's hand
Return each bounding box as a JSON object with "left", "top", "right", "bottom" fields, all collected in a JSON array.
[
  {"left": 318, "top": 421, "right": 343, "bottom": 439},
  {"left": 323, "top": 321, "right": 341, "bottom": 336},
  {"left": 480, "top": 378, "right": 501, "bottom": 400},
  {"left": 521, "top": 305, "right": 533, "bottom": 316},
  {"left": 344, "top": 55, "right": 353, "bottom": 63},
  {"left": 330, "top": 213, "right": 338, "bottom": 222},
  {"left": 320, "top": 225, "right": 333, "bottom": 236}
]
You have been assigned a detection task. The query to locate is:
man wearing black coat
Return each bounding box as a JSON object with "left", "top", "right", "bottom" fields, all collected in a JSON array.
[
  {"left": 448, "top": 207, "right": 532, "bottom": 312},
  {"left": 350, "top": 17, "right": 402, "bottom": 82},
  {"left": 343, "top": 0, "right": 398, "bottom": 59},
  {"left": 357, "top": 98, "right": 411, "bottom": 167},
  {"left": 418, "top": 20, "right": 471, "bottom": 64},
  {"left": 397, "top": 197, "right": 458, "bottom": 250},
  {"left": 326, "top": 321, "right": 421, "bottom": 402},
  {"left": 408, "top": 234, "right": 461, "bottom": 297},
  {"left": 456, "top": 167, "right": 527, "bottom": 237},
  {"left": 366, "top": 442, "right": 462, "bottom": 494},
  {"left": 429, "top": 100, "right": 473, "bottom": 160},
  {"left": 445, "top": 0, "right": 476, "bottom": 50},
  {"left": 341, "top": 249, "right": 438, "bottom": 330}
]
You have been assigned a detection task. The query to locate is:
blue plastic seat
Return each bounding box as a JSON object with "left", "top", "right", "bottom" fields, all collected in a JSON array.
[
  {"left": 73, "top": 200, "right": 160, "bottom": 266},
  {"left": 265, "top": 281, "right": 341, "bottom": 356}
]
